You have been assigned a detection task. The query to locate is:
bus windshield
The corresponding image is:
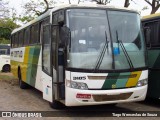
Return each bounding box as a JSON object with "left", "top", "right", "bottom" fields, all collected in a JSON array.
[
  {"left": 108, "top": 11, "right": 146, "bottom": 69},
  {"left": 66, "top": 9, "right": 146, "bottom": 70}
]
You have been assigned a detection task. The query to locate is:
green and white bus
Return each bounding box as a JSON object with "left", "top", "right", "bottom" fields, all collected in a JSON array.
[
  {"left": 11, "top": 4, "right": 148, "bottom": 108},
  {"left": 142, "top": 13, "right": 160, "bottom": 99}
]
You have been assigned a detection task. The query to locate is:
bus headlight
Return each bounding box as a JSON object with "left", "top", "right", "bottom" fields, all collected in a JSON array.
[
  {"left": 136, "top": 79, "right": 148, "bottom": 87},
  {"left": 66, "top": 80, "right": 88, "bottom": 90}
]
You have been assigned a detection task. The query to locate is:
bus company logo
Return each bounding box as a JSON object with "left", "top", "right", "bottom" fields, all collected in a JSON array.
[
  {"left": 112, "top": 84, "right": 116, "bottom": 89},
  {"left": 73, "top": 76, "right": 86, "bottom": 80}
]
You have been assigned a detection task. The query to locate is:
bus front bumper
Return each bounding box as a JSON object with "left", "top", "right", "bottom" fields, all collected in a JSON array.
[{"left": 65, "top": 85, "right": 147, "bottom": 106}]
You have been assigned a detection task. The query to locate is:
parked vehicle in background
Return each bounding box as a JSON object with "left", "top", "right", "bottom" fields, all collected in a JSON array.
[
  {"left": 142, "top": 13, "right": 160, "bottom": 99},
  {"left": 0, "top": 44, "right": 10, "bottom": 72},
  {"left": 11, "top": 4, "right": 148, "bottom": 109}
]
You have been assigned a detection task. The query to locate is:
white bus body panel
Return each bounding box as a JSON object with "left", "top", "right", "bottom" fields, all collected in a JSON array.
[
  {"left": 65, "top": 70, "right": 148, "bottom": 106},
  {"left": 65, "top": 85, "right": 147, "bottom": 106},
  {"left": 35, "top": 50, "right": 43, "bottom": 91},
  {"left": 42, "top": 72, "right": 53, "bottom": 102},
  {"left": 0, "top": 55, "right": 10, "bottom": 71}
]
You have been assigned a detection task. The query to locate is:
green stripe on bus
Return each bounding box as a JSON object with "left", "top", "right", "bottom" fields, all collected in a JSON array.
[
  {"left": 153, "top": 53, "right": 160, "bottom": 68},
  {"left": 115, "top": 72, "right": 131, "bottom": 88},
  {"left": 148, "top": 50, "right": 160, "bottom": 68},
  {"left": 26, "top": 46, "right": 41, "bottom": 87},
  {"left": 102, "top": 73, "right": 120, "bottom": 89}
]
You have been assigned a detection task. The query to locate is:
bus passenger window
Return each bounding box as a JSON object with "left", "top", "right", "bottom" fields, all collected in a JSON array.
[
  {"left": 24, "top": 27, "right": 30, "bottom": 46},
  {"left": 35, "top": 23, "right": 40, "bottom": 44},
  {"left": 18, "top": 31, "right": 24, "bottom": 47},
  {"left": 14, "top": 33, "right": 18, "bottom": 48}
]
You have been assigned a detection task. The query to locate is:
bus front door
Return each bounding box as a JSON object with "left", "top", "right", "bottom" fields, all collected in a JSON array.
[
  {"left": 41, "top": 24, "right": 59, "bottom": 103},
  {"left": 41, "top": 25, "right": 53, "bottom": 102}
]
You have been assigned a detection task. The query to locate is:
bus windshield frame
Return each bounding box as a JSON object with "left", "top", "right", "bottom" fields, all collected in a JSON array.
[{"left": 66, "top": 8, "right": 147, "bottom": 72}]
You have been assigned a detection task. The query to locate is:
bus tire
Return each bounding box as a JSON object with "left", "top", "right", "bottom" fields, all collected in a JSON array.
[
  {"left": 49, "top": 100, "right": 65, "bottom": 109},
  {"left": 2, "top": 64, "right": 10, "bottom": 72},
  {"left": 18, "top": 68, "right": 28, "bottom": 89}
]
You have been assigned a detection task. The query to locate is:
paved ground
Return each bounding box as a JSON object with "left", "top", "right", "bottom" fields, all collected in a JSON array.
[{"left": 0, "top": 73, "right": 159, "bottom": 120}]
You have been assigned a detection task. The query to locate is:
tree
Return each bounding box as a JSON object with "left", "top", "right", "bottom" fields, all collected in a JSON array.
[
  {"left": 144, "top": 0, "right": 160, "bottom": 14},
  {"left": 124, "top": 0, "right": 130, "bottom": 7},
  {"left": 92, "top": 0, "right": 111, "bottom": 5},
  {"left": 0, "top": 0, "right": 20, "bottom": 43},
  {"left": 68, "top": 0, "right": 86, "bottom": 4},
  {"left": 0, "top": 0, "right": 9, "bottom": 18},
  {"left": 124, "top": 0, "right": 137, "bottom": 8},
  {"left": 23, "top": 0, "right": 58, "bottom": 17},
  {"left": 0, "top": 18, "right": 19, "bottom": 43}
]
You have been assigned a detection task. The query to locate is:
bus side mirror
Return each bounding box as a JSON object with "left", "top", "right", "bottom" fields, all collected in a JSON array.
[
  {"left": 144, "top": 27, "right": 151, "bottom": 47},
  {"left": 59, "top": 26, "right": 71, "bottom": 48}
]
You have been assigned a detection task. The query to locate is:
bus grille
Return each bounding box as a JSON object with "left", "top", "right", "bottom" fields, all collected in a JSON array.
[{"left": 92, "top": 92, "right": 133, "bottom": 102}]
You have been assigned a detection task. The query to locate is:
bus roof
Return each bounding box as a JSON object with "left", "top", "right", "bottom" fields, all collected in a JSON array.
[
  {"left": 50, "top": 4, "right": 138, "bottom": 13},
  {"left": 142, "top": 13, "right": 160, "bottom": 21},
  {"left": 11, "top": 4, "right": 139, "bottom": 34}
]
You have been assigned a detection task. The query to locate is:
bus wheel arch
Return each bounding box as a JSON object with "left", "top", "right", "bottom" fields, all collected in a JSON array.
[
  {"left": 18, "top": 66, "right": 28, "bottom": 89},
  {"left": 2, "top": 64, "right": 10, "bottom": 72}
]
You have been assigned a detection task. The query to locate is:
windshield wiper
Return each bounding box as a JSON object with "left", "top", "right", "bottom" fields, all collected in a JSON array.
[
  {"left": 116, "top": 30, "right": 134, "bottom": 69},
  {"left": 94, "top": 31, "right": 109, "bottom": 72}
]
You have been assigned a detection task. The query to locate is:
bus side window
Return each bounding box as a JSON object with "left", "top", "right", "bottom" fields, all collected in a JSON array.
[
  {"left": 30, "top": 23, "right": 39, "bottom": 45},
  {"left": 42, "top": 25, "right": 51, "bottom": 75},
  {"left": 53, "top": 10, "right": 64, "bottom": 25},
  {"left": 53, "top": 13, "right": 58, "bottom": 24},
  {"left": 30, "top": 25, "right": 35, "bottom": 45},
  {"left": 24, "top": 27, "right": 30, "bottom": 46},
  {"left": 40, "top": 17, "right": 50, "bottom": 43},
  {"left": 18, "top": 30, "right": 24, "bottom": 47},
  {"left": 13, "top": 34, "right": 16, "bottom": 48},
  {"left": 35, "top": 23, "right": 40, "bottom": 44},
  {"left": 15, "top": 33, "right": 18, "bottom": 48},
  {"left": 11, "top": 35, "right": 14, "bottom": 48},
  {"left": 145, "top": 21, "right": 160, "bottom": 47}
]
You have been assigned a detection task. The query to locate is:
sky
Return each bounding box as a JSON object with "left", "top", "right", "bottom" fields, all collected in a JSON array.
[{"left": 8, "top": 0, "right": 160, "bottom": 18}]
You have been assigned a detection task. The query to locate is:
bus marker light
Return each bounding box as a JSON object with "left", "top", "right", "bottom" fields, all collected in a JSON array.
[{"left": 76, "top": 94, "right": 91, "bottom": 99}]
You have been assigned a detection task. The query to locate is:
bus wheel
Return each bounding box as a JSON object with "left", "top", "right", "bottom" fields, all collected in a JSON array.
[
  {"left": 18, "top": 69, "right": 28, "bottom": 89},
  {"left": 49, "top": 100, "right": 65, "bottom": 109},
  {"left": 2, "top": 64, "right": 10, "bottom": 72}
]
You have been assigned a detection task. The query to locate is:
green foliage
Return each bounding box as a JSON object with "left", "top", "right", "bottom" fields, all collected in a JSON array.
[
  {"left": 23, "top": 0, "right": 54, "bottom": 17},
  {"left": 0, "top": 28, "right": 11, "bottom": 40},
  {"left": 18, "top": 16, "right": 34, "bottom": 23},
  {"left": 144, "top": 0, "right": 160, "bottom": 14},
  {"left": 0, "top": 18, "right": 19, "bottom": 43},
  {"left": 0, "top": 38, "right": 10, "bottom": 44},
  {"left": 142, "top": 6, "right": 148, "bottom": 11},
  {"left": 0, "top": 18, "right": 19, "bottom": 30}
]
